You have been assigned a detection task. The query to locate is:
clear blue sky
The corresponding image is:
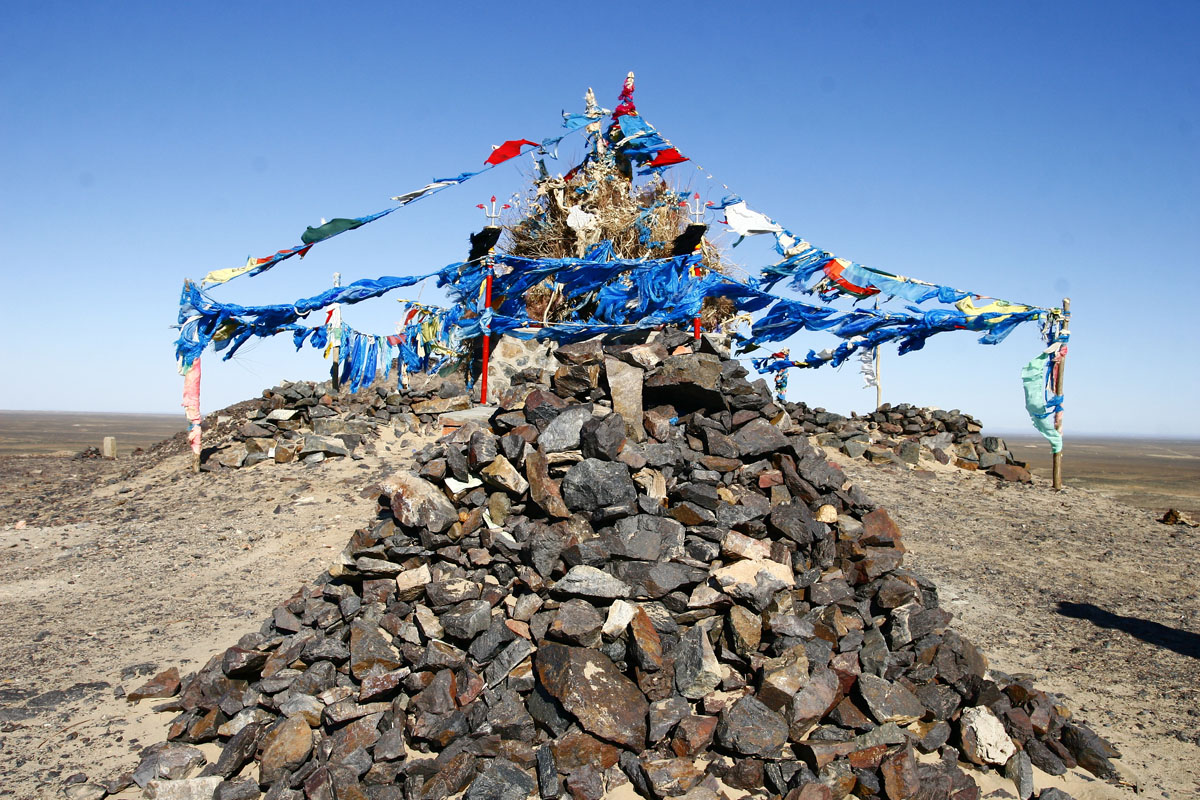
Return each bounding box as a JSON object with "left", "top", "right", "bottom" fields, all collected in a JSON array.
[{"left": 2, "top": 1, "right": 1196, "bottom": 437}]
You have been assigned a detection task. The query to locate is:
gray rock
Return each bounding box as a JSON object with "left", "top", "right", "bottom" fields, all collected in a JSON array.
[
  {"left": 717, "top": 695, "right": 789, "bottom": 757},
  {"left": 732, "top": 419, "right": 789, "bottom": 458},
  {"left": 465, "top": 758, "right": 537, "bottom": 800},
  {"left": 144, "top": 777, "right": 224, "bottom": 800},
  {"left": 561, "top": 459, "right": 636, "bottom": 513},
  {"left": 381, "top": 472, "right": 458, "bottom": 533},
  {"left": 675, "top": 624, "right": 722, "bottom": 699},
  {"left": 1005, "top": 750, "right": 1035, "bottom": 800},
  {"left": 857, "top": 673, "right": 926, "bottom": 725},
  {"left": 552, "top": 565, "right": 632, "bottom": 599},
  {"left": 644, "top": 353, "right": 725, "bottom": 410},
  {"left": 441, "top": 599, "right": 493, "bottom": 641},
  {"left": 605, "top": 357, "right": 645, "bottom": 442},
  {"left": 539, "top": 404, "right": 595, "bottom": 452},
  {"left": 581, "top": 412, "right": 626, "bottom": 460}
]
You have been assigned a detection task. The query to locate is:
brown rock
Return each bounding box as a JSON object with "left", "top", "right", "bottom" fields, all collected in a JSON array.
[
  {"left": 535, "top": 643, "right": 648, "bottom": 750},
  {"left": 128, "top": 667, "right": 181, "bottom": 702},
  {"left": 551, "top": 729, "right": 620, "bottom": 771},
  {"left": 526, "top": 449, "right": 571, "bottom": 518},
  {"left": 671, "top": 715, "right": 718, "bottom": 757},
  {"left": 988, "top": 463, "right": 1032, "bottom": 483},
  {"left": 880, "top": 743, "right": 921, "bottom": 799},
  {"left": 859, "top": 508, "right": 902, "bottom": 546},
  {"left": 629, "top": 607, "right": 664, "bottom": 672},
  {"left": 788, "top": 668, "right": 841, "bottom": 740},
  {"left": 258, "top": 716, "right": 313, "bottom": 786}
]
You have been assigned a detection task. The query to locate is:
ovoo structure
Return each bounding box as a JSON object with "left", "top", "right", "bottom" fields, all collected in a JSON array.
[{"left": 173, "top": 73, "right": 1070, "bottom": 477}]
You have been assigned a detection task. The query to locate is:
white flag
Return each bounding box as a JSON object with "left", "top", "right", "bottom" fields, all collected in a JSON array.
[{"left": 859, "top": 348, "right": 878, "bottom": 389}]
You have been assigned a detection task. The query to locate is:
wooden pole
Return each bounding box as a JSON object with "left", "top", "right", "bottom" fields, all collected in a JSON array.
[
  {"left": 479, "top": 252, "right": 495, "bottom": 404},
  {"left": 330, "top": 272, "right": 342, "bottom": 392},
  {"left": 1051, "top": 297, "right": 1070, "bottom": 490}
]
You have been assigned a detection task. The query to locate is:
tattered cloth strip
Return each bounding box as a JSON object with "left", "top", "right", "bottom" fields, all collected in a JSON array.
[
  {"left": 859, "top": 347, "right": 878, "bottom": 389},
  {"left": 486, "top": 140, "right": 539, "bottom": 166},
  {"left": 198, "top": 113, "right": 596, "bottom": 288},
  {"left": 181, "top": 358, "right": 202, "bottom": 456},
  {"left": 1021, "top": 350, "right": 1064, "bottom": 453},
  {"left": 175, "top": 269, "right": 448, "bottom": 372}
]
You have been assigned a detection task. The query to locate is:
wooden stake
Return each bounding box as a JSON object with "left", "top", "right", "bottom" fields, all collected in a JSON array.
[{"left": 1051, "top": 297, "right": 1070, "bottom": 490}]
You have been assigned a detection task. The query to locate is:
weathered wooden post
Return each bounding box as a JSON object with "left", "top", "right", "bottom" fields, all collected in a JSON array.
[
  {"left": 102, "top": 437, "right": 117, "bottom": 459},
  {"left": 1051, "top": 297, "right": 1070, "bottom": 490}
]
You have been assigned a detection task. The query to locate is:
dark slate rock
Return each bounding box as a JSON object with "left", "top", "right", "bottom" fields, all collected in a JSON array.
[
  {"left": 539, "top": 404, "right": 594, "bottom": 452},
  {"left": 644, "top": 353, "right": 725, "bottom": 411},
  {"left": 731, "top": 419, "right": 789, "bottom": 458},
  {"left": 700, "top": 427, "right": 739, "bottom": 459},
  {"left": 609, "top": 561, "right": 706, "bottom": 599},
  {"left": 716, "top": 695, "right": 789, "bottom": 757},
  {"left": 561, "top": 459, "right": 636, "bottom": 513},
  {"left": 580, "top": 412, "right": 626, "bottom": 460},
  {"left": 1061, "top": 722, "right": 1120, "bottom": 779},
  {"left": 441, "top": 599, "right": 493, "bottom": 641}
]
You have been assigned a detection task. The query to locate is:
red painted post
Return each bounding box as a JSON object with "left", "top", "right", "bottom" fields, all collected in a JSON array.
[
  {"left": 692, "top": 264, "right": 702, "bottom": 341},
  {"left": 480, "top": 257, "right": 495, "bottom": 404}
]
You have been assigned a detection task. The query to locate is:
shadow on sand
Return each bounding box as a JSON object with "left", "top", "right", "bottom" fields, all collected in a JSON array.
[{"left": 1056, "top": 601, "right": 1200, "bottom": 660}]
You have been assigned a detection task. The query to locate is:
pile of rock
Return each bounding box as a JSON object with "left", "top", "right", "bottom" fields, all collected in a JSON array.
[
  {"left": 788, "top": 403, "right": 1028, "bottom": 480},
  {"left": 123, "top": 331, "right": 1116, "bottom": 800},
  {"left": 200, "top": 375, "right": 470, "bottom": 471}
]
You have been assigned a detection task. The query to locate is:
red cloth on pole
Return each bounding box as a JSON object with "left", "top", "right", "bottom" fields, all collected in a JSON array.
[{"left": 485, "top": 139, "right": 538, "bottom": 165}]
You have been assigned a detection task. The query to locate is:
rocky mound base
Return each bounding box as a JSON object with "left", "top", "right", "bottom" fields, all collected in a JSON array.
[
  {"left": 792, "top": 404, "right": 1026, "bottom": 479},
  {"left": 117, "top": 333, "right": 1118, "bottom": 800},
  {"left": 193, "top": 374, "right": 471, "bottom": 471}
]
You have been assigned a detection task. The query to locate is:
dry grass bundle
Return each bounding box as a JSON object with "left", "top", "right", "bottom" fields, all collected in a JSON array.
[{"left": 501, "top": 151, "right": 737, "bottom": 327}]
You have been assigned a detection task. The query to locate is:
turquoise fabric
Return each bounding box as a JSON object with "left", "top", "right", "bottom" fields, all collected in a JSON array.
[{"left": 1022, "top": 352, "right": 1063, "bottom": 453}]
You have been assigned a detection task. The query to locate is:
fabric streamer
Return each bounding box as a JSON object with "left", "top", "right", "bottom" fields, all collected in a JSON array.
[
  {"left": 859, "top": 348, "right": 878, "bottom": 389},
  {"left": 181, "top": 358, "right": 202, "bottom": 456},
  {"left": 486, "top": 140, "right": 539, "bottom": 166},
  {"left": 1021, "top": 351, "right": 1064, "bottom": 453}
]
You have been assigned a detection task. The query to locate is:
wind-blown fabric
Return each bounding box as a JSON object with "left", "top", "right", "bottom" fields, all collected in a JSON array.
[
  {"left": 723, "top": 201, "right": 782, "bottom": 238},
  {"left": 182, "top": 359, "right": 202, "bottom": 455},
  {"left": 1022, "top": 351, "right": 1064, "bottom": 453},
  {"left": 486, "top": 140, "right": 539, "bottom": 166},
  {"left": 202, "top": 244, "right": 314, "bottom": 288},
  {"left": 175, "top": 270, "right": 445, "bottom": 371}
]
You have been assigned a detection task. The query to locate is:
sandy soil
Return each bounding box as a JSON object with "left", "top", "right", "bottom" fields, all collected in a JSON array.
[
  {"left": 830, "top": 450, "right": 1200, "bottom": 800},
  {"left": 0, "top": 425, "right": 429, "bottom": 798},
  {"left": 1, "top": 425, "right": 1196, "bottom": 799}
]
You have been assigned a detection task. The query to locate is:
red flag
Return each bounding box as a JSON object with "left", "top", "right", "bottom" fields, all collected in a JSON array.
[
  {"left": 647, "top": 147, "right": 688, "bottom": 168},
  {"left": 485, "top": 139, "right": 538, "bottom": 165}
]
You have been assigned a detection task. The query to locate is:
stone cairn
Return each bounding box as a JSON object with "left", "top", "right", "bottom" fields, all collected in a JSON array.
[
  {"left": 122, "top": 330, "right": 1118, "bottom": 800},
  {"left": 790, "top": 405, "right": 1027, "bottom": 481},
  {"left": 198, "top": 375, "right": 470, "bottom": 471}
]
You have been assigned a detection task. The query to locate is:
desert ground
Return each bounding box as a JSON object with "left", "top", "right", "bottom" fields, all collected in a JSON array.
[{"left": 0, "top": 414, "right": 1196, "bottom": 798}]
